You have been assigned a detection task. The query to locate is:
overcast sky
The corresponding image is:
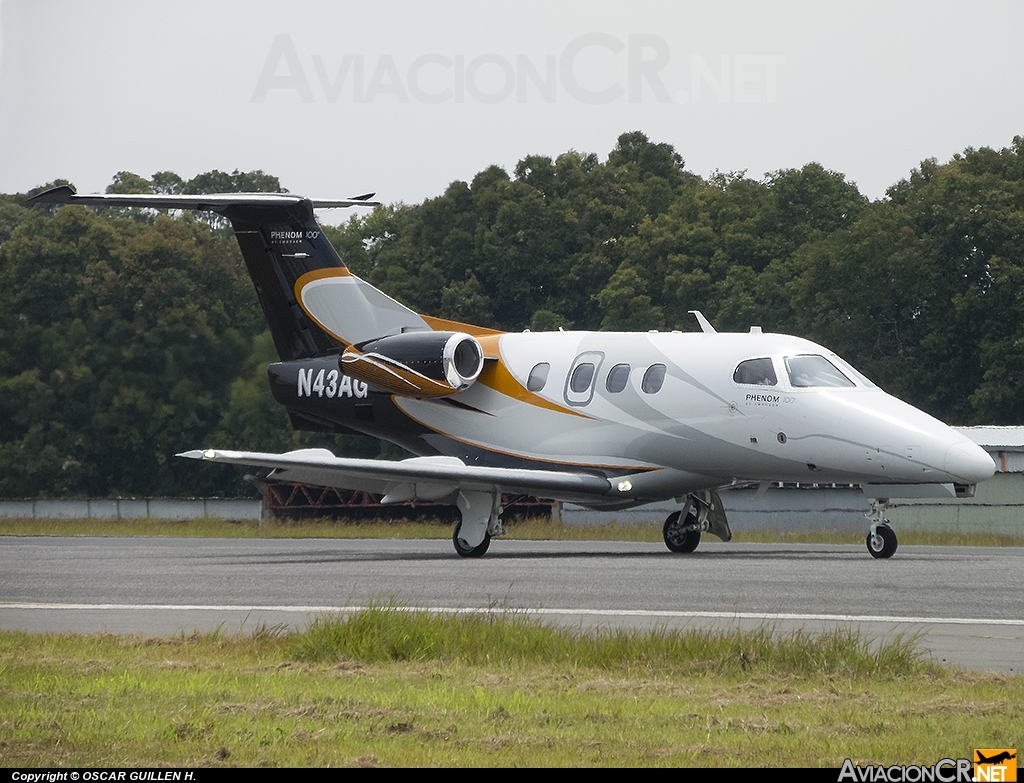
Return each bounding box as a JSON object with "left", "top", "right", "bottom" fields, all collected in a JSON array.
[{"left": 2, "top": 0, "right": 1022, "bottom": 210}]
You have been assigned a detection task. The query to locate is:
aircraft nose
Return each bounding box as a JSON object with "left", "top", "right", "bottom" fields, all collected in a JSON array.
[{"left": 944, "top": 441, "right": 996, "bottom": 484}]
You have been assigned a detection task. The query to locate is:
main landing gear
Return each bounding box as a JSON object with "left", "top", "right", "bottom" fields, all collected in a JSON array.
[
  {"left": 452, "top": 490, "right": 505, "bottom": 558},
  {"left": 865, "top": 498, "right": 898, "bottom": 559},
  {"left": 453, "top": 521, "right": 490, "bottom": 557},
  {"left": 663, "top": 490, "right": 731, "bottom": 554}
]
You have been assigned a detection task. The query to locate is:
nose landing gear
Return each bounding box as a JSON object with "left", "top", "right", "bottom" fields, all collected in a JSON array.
[
  {"left": 663, "top": 490, "right": 730, "bottom": 553},
  {"left": 865, "top": 498, "right": 898, "bottom": 559},
  {"left": 663, "top": 508, "right": 702, "bottom": 552}
]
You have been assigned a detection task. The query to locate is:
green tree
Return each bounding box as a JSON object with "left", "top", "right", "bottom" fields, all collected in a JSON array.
[
  {"left": 597, "top": 264, "right": 664, "bottom": 331},
  {"left": 106, "top": 171, "right": 154, "bottom": 194}
]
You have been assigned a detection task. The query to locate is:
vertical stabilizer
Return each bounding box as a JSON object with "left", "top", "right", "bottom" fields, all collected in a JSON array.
[
  {"left": 26, "top": 188, "right": 429, "bottom": 360},
  {"left": 221, "top": 200, "right": 429, "bottom": 360}
]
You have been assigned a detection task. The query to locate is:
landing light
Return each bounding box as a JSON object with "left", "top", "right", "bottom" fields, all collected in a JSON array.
[
  {"left": 203, "top": 449, "right": 217, "bottom": 459},
  {"left": 617, "top": 480, "right": 632, "bottom": 492}
]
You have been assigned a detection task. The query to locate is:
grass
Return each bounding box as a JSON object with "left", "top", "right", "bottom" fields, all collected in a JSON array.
[
  {"left": 0, "top": 515, "right": 456, "bottom": 539},
  {"left": 2, "top": 606, "right": 1021, "bottom": 767},
  {"left": 0, "top": 513, "right": 663, "bottom": 541},
  {"left": 289, "top": 604, "right": 931, "bottom": 677},
  {"left": 1, "top": 513, "right": 1022, "bottom": 547}
]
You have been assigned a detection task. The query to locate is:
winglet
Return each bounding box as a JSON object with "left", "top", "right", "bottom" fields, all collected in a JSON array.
[{"left": 689, "top": 310, "right": 717, "bottom": 334}]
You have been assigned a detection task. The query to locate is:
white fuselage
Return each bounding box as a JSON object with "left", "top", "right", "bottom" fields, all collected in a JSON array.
[{"left": 392, "top": 329, "right": 995, "bottom": 501}]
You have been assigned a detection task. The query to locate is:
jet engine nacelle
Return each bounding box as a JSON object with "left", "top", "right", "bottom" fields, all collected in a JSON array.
[{"left": 341, "top": 331, "right": 484, "bottom": 398}]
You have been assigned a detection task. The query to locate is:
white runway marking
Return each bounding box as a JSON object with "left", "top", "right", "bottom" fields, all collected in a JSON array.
[{"left": 3, "top": 602, "right": 1023, "bottom": 627}]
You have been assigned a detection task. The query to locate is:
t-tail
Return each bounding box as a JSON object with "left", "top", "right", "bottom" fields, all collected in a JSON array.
[{"left": 27, "top": 186, "right": 430, "bottom": 361}]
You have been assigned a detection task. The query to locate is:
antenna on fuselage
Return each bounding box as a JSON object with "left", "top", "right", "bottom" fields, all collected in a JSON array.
[{"left": 689, "top": 310, "right": 717, "bottom": 334}]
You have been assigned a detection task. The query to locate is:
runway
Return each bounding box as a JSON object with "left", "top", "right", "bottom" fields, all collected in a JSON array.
[{"left": 1, "top": 536, "right": 1021, "bottom": 673}]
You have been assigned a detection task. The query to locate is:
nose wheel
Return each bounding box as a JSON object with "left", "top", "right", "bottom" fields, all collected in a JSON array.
[
  {"left": 864, "top": 498, "right": 898, "bottom": 559},
  {"left": 866, "top": 524, "right": 898, "bottom": 558},
  {"left": 663, "top": 509, "right": 701, "bottom": 553}
]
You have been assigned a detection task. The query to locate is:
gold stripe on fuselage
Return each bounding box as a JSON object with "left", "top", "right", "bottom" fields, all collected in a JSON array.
[
  {"left": 474, "top": 335, "right": 594, "bottom": 419},
  {"left": 420, "top": 314, "right": 505, "bottom": 337}
]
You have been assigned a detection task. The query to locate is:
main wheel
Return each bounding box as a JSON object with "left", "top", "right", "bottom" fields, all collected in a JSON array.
[
  {"left": 663, "top": 510, "right": 701, "bottom": 553},
  {"left": 866, "top": 524, "right": 898, "bottom": 559},
  {"left": 453, "top": 522, "right": 490, "bottom": 558}
]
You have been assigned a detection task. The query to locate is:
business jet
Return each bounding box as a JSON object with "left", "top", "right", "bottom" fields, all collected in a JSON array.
[{"left": 28, "top": 187, "right": 996, "bottom": 559}]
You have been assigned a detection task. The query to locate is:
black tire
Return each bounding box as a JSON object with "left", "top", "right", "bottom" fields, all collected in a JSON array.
[
  {"left": 453, "top": 522, "right": 490, "bottom": 558},
  {"left": 866, "top": 524, "right": 898, "bottom": 559},
  {"left": 663, "top": 510, "right": 701, "bottom": 553}
]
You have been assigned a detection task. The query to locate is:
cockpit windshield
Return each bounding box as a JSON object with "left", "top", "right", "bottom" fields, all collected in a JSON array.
[
  {"left": 830, "top": 354, "right": 878, "bottom": 388},
  {"left": 785, "top": 355, "right": 856, "bottom": 388}
]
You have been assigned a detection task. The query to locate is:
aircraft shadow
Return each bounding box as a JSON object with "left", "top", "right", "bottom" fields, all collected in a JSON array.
[{"left": 192, "top": 543, "right": 959, "bottom": 566}]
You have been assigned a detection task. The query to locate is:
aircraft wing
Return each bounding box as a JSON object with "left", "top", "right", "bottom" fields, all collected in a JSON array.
[{"left": 178, "top": 448, "right": 614, "bottom": 504}]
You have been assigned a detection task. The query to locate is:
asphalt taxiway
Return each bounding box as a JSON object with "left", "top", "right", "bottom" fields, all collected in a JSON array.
[{"left": 1, "top": 537, "right": 1021, "bottom": 672}]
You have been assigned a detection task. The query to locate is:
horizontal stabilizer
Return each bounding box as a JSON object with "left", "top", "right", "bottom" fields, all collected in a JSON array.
[{"left": 27, "top": 186, "right": 380, "bottom": 211}]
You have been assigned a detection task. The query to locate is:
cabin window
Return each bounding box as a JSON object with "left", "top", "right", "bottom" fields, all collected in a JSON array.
[
  {"left": 527, "top": 362, "right": 550, "bottom": 392},
  {"left": 606, "top": 363, "right": 630, "bottom": 393},
  {"left": 785, "top": 354, "right": 855, "bottom": 388},
  {"left": 570, "top": 363, "right": 596, "bottom": 393},
  {"left": 733, "top": 357, "right": 778, "bottom": 386},
  {"left": 641, "top": 363, "right": 666, "bottom": 394},
  {"left": 564, "top": 351, "right": 605, "bottom": 406}
]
